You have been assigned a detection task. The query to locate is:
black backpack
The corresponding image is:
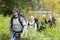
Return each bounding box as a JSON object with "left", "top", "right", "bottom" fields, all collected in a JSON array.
[{"left": 34, "top": 18, "right": 39, "bottom": 28}]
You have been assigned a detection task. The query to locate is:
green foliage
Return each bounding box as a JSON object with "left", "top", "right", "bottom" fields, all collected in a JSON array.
[
  {"left": 0, "top": 15, "right": 10, "bottom": 40},
  {"left": 0, "top": 0, "right": 60, "bottom": 16},
  {"left": 0, "top": 14, "right": 60, "bottom": 40}
]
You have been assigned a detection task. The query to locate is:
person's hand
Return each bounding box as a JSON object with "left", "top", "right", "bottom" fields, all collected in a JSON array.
[{"left": 20, "top": 34, "right": 23, "bottom": 38}]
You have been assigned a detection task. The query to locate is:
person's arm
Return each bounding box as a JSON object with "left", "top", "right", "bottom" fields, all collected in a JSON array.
[
  {"left": 9, "top": 18, "right": 13, "bottom": 37},
  {"left": 20, "top": 17, "right": 28, "bottom": 37},
  {"left": 34, "top": 23, "right": 37, "bottom": 31}
]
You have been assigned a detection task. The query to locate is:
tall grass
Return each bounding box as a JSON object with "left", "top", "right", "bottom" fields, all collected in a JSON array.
[{"left": 0, "top": 14, "right": 60, "bottom": 40}]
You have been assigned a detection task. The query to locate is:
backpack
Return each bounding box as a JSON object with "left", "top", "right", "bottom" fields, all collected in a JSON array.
[
  {"left": 10, "top": 14, "right": 26, "bottom": 32},
  {"left": 20, "top": 13, "right": 26, "bottom": 21},
  {"left": 34, "top": 18, "right": 39, "bottom": 28},
  {"left": 52, "top": 17, "right": 56, "bottom": 22}
]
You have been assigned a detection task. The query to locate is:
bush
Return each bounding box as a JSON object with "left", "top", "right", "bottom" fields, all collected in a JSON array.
[
  {"left": 0, "top": 15, "right": 60, "bottom": 40},
  {"left": 0, "top": 15, "right": 10, "bottom": 40}
]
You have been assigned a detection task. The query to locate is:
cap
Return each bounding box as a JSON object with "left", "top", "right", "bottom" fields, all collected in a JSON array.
[{"left": 12, "top": 8, "right": 19, "bottom": 13}]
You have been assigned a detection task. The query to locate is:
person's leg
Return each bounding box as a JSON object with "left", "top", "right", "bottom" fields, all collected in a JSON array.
[
  {"left": 11, "top": 34, "right": 14, "bottom": 40},
  {"left": 17, "top": 33, "right": 22, "bottom": 40},
  {"left": 11, "top": 33, "right": 17, "bottom": 40},
  {"left": 13, "top": 37, "right": 16, "bottom": 40}
]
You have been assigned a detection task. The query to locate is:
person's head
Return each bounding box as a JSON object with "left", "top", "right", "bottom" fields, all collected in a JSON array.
[
  {"left": 12, "top": 8, "right": 19, "bottom": 17},
  {"left": 42, "top": 18, "right": 45, "bottom": 22},
  {"left": 29, "top": 16, "right": 35, "bottom": 22},
  {"left": 49, "top": 16, "right": 52, "bottom": 21}
]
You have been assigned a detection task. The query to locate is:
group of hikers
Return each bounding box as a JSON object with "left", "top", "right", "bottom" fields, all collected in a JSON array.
[{"left": 10, "top": 7, "right": 56, "bottom": 40}]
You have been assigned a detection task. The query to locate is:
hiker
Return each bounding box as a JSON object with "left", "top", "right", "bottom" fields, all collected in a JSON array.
[
  {"left": 52, "top": 16, "right": 56, "bottom": 25},
  {"left": 38, "top": 18, "right": 47, "bottom": 31},
  {"left": 28, "top": 16, "right": 37, "bottom": 31},
  {"left": 48, "top": 16, "right": 53, "bottom": 27},
  {"left": 10, "top": 7, "right": 27, "bottom": 40}
]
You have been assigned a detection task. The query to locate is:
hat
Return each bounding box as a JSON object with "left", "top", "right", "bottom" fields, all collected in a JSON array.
[{"left": 12, "top": 8, "right": 19, "bottom": 13}]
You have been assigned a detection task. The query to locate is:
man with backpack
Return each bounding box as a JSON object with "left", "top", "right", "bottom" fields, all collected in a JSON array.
[
  {"left": 52, "top": 16, "right": 56, "bottom": 25},
  {"left": 38, "top": 18, "right": 47, "bottom": 31},
  {"left": 48, "top": 16, "right": 56, "bottom": 28},
  {"left": 10, "top": 8, "right": 27, "bottom": 40}
]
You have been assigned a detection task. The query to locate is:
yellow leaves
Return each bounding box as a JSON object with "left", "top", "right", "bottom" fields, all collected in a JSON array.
[
  {"left": 40, "top": 0, "right": 60, "bottom": 14},
  {"left": 54, "top": 0, "right": 60, "bottom": 3},
  {"left": 52, "top": 0, "right": 60, "bottom": 14}
]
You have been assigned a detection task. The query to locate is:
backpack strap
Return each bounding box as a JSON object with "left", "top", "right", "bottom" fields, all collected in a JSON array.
[
  {"left": 18, "top": 16, "right": 24, "bottom": 28},
  {"left": 28, "top": 22, "right": 36, "bottom": 28},
  {"left": 11, "top": 17, "right": 13, "bottom": 29},
  {"left": 33, "top": 22, "right": 36, "bottom": 28},
  {"left": 18, "top": 16, "right": 24, "bottom": 32},
  {"left": 28, "top": 22, "right": 29, "bottom": 26}
]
